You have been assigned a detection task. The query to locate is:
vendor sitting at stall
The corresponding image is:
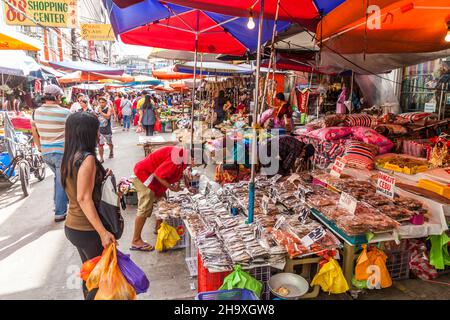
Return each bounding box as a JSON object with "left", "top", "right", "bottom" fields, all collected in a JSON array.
[
  {"left": 130, "top": 146, "right": 201, "bottom": 252},
  {"left": 260, "top": 135, "right": 314, "bottom": 176},
  {"left": 260, "top": 92, "right": 293, "bottom": 132}
]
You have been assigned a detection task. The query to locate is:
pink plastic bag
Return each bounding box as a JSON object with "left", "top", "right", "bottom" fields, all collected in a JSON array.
[
  {"left": 309, "top": 127, "right": 352, "bottom": 141},
  {"left": 351, "top": 127, "right": 393, "bottom": 147}
]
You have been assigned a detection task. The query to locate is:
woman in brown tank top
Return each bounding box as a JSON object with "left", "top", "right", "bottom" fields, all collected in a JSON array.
[{"left": 61, "top": 112, "right": 116, "bottom": 299}]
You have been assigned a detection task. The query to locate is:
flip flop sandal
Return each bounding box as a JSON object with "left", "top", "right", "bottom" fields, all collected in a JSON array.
[
  {"left": 130, "top": 244, "right": 154, "bottom": 252},
  {"left": 109, "top": 153, "right": 114, "bottom": 159}
]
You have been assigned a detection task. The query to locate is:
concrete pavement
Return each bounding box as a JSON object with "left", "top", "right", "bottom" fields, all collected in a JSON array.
[
  {"left": 0, "top": 126, "right": 448, "bottom": 300},
  {"left": 0, "top": 127, "right": 196, "bottom": 300}
]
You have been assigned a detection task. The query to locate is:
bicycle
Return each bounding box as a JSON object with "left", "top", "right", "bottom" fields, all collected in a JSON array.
[{"left": 0, "top": 114, "right": 46, "bottom": 197}]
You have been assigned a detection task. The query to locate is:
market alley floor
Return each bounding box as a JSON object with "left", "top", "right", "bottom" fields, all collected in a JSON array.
[{"left": 0, "top": 127, "right": 449, "bottom": 300}]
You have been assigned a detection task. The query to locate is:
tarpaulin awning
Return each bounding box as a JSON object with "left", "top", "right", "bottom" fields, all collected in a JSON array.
[
  {"left": 0, "top": 50, "right": 42, "bottom": 78},
  {"left": 317, "top": 0, "right": 450, "bottom": 54},
  {"left": 169, "top": 81, "right": 190, "bottom": 91},
  {"left": 104, "top": 0, "right": 291, "bottom": 55},
  {"left": 164, "top": 0, "right": 346, "bottom": 30},
  {"left": 148, "top": 48, "right": 222, "bottom": 62},
  {"left": 174, "top": 61, "right": 252, "bottom": 76},
  {"left": 71, "top": 83, "right": 105, "bottom": 90},
  {"left": 58, "top": 71, "right": 134, "bottom": 84},
  {"left": 111, "top": 0, "right": 144, "bottom": 7},
  {"left": 0, "top": 28, "right": 42, "bottom": 51},
  {"left": 152, "top": 66, "right": 199, "bottom": 80},
  {"left": 49, "top": 60, "right": 125, "bottom": 75},
  {"left": 316, "top": 0, "right": 450, "bottom": 74}
]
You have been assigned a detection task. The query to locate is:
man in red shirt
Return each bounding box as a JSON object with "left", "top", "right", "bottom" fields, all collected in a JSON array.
[
  {"left": 114, "top": 93, "right": 122, "bottom": 125},
  {"left": 130, "top": 146, "right": 198, "bottom": 251}
]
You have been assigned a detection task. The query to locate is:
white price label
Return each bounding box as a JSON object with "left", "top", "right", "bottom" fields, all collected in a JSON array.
[
  {"left": 270, "top": 174, "right": 283, "bottom": 183},
  {"left": 273, "top": 216, "right": 286, "bottom": 230},
  {"left": 298, "top": 207, "right": 310, "bottom": 224},
  {"left": 287, "top": 173, "right": 301, "bottom": 184},
  {"left": 376, "top": 172, "right": 395, "bottom": 199},
  {"left": 301, "top": 227, "right": 326, "bottom": 247},
  {"left": 339, "top": 192, "right": 358, "bottom": 215},
  {"left": 330, "top": 157, "right": 346, "bottom": 178},
  {"left": 262, "top": 195, "right": 270, "bottom": 214}
]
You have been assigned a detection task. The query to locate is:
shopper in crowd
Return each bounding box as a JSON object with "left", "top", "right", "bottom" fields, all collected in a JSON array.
[
  {"left": 96, "top": 96, "right": 114, "bottom": 163},
  {"left": 114, "top": 93, "right": 122, "bottom": 125},
  {"left": 71, "top": 97, "right": 94, "bottom": 113},
  {"left": 70, "top": 93, "right": 86, "bottom": 113},
  {"left": 131, "top": 94, "right": 138, "bottom": 126},
  {"left": 130, "top": 146, "right": 200, "bottom": 251},
  {"left": 31, "top": 84, "right": 70, "bottom": 222},
  {"left": 121, "top": 94, "right": 132, "bottom": 131},
  {"left": 213, "top": 90, "right": 227, "bottom": 126},
  {"left": 167, "top": 95, "right": 173, "bottom": 107},
  {"left": 138, "top": 95, "right": 157, "bottom": 136},
  {"left": 61, "top": 111, "right": 116, "bottom": 300},
  {"left": 137, "top": 90, "right": 148, "bottom": 111}
]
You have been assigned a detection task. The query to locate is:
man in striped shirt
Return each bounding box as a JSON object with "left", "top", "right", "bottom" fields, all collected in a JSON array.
[{"left": 31, "top": 84, "right": 70, "bottom": 222}]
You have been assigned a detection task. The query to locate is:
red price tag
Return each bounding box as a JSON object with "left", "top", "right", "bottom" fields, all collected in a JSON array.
[
  {"left": 376, "top": 172, "right": 395, "bottom": 199},
  {"left": 330, "top": 157, "right": 346, "bottom": 178}
]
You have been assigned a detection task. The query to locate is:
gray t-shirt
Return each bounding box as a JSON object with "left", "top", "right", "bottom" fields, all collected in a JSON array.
[{"left": 121, "top": 99, "right": 132, "bottom": 116}]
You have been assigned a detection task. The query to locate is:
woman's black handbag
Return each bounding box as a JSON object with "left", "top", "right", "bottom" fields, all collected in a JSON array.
[{"left": 97, "top": 174, "right": 124, "bottom": 240}]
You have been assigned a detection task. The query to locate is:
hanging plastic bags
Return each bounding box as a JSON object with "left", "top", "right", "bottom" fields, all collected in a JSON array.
[
  {"left": 117, "top": 250, "right": 150, "bottom": 294},
  {"left": 429, "top": 233, "right": 450, "bottom": 270},
  {"left": 310, "top": 258, "right": 349, "bottom": 294},
  {"left": 219, "top": 265, "right": 262, "bottom": 298},
  {"left": 80, "top": 256, "right": 102, "bottom": 281},
  {"left": 354, "top": 245, "right": 392, "bottom": 289},
  {"left": 86, "top": 244, "right": 137, "bottom": 300},
  {"left": 155, "top": 222, "right": 180, "bottom": 252}
]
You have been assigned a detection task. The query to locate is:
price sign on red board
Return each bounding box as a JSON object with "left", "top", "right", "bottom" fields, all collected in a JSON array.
[
  {"left": 330, "top": 157, "right": 346, "bottom": 178},
  {"left": 376, "top": 172, "right": 396, "bottom": 199},
  {"left": 339, "top": 192, "right": 357, "bottom": 215}
]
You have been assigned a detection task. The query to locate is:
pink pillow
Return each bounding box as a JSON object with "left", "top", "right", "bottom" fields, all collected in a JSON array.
[
  {"left": 351, "top": 127, "right": 392, "bottom": 147},
  {"left": 308, "top": 127, "right": 352, "bottom": 141}
]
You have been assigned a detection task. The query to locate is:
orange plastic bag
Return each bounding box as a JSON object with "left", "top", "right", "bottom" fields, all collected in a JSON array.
[
  {"left": 86, "top": 244, "right": 137, "bottom": 300},
  {"left": 355, "top": 245, "right": 392, "bottom": 289},
  {"left": 80, "top": 256, "right": 102, "bottom": 281}
]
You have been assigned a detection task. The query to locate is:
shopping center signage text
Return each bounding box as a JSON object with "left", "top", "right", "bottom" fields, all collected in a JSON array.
[
  {"left": 4, "top": 0, "right": 78, "bottom": 28},
  {"left": 81, "top": 24, "right": 115, "bottom": 41}
]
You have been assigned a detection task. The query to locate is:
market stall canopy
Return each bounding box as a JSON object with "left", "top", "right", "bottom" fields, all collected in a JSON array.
[
  {"left": 275, "top": 31, "right": 318, "bottom": 52},
  {"left": 174, "top": 61, "right": 253, "bottom": 76},
  {"left": 316, "top": 0, "right": 450, "bottom": 73},
  {"left": 0, "top": 50, "right": 43, "bottom": 77},
  {"left": 0, "top": 28, "right": 42, "bottom": 51},
  {"left": 152, "top": 66, "right": 198, "bottom": 80},
  {"left": 262, "top": 52, "right": 335, "bottom": 74},
  {"left": 128, "top": 75, "right": 162, "bottom": 86},
  {"left": 58, "top": 71, "right": 134, "bottom": 84},
  {"left": 169, "top": 81, "right": 190, "bottom": 91},
  {"left": 164, "top": 0, "right": 346, "bottom": 30},
  {"left": 71, "top": 83, "right": 105, "bottom": 90},
  {"left": 49, "top": 60, "right": 125, "bottom": 75},
  {"left": 153, "top": 84, "right": 175, "bottom": 92},
  {"left": 40, "top": 65, "right": 66, "bottom": 78},
  {"left": 111, "top": 0, "right": 144, "bottom": 7},
  {"left": 148, "top": 48, "right": 222, "bottom": 62},
  {"left": 104, "top": 0, "right": 291, "bottom": 55}
]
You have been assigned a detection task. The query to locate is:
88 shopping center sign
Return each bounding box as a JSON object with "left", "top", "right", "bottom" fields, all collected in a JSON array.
[{"left": 4, "top": 0, "right": 78, "bottom": 28}]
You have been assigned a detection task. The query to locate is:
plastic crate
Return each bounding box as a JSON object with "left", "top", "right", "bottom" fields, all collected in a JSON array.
[
  {"left": 247, "top": 265, "right": 272, "bottom": 300},
  {"left": 197, "top": 252, "right": 231, "bottom": 293},
  {"left": 166, "top": 217, "right": 187, "bottom": 249},
  {"left": 385, "top": 243, "right": 410, "bottom": 280},
  {"left": 196, "top": 289, "right": 259, "bottom": 300},
  {"left": 125, "top": 191, "right": 138, "bottom": 206}
]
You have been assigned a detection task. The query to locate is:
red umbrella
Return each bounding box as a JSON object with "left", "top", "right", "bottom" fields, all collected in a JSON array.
[{"left": 111, "top": 0, "right": 144, "bottom": 8}]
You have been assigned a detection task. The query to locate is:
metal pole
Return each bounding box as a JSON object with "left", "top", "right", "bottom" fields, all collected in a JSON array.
[
  {"left": 190, "top": 12, "right": 200, "bottom": 157},
  {"left": 1, "top": 73, "right": 4, "bottom": 110},
  {"left": 248, "top": 0, "right": 264, "bottom": 224},
  {"left": 438, "top": 83, "right": 445, "bottom": 120},
  {"left": 349, "top": 70, "right": 354, "bottom": 114}
]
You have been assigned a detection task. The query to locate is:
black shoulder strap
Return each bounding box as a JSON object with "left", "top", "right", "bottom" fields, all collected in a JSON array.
[{"left": 74, "top": 151, "right": 95, "bottom": 168}]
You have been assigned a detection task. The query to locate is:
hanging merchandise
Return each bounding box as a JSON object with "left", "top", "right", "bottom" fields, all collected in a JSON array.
[
  {"left": 354, "top": 245, "right": 392, "bottom": 289},
  {"left": 407, "top": 239, "right": 438, "bottom": 281},
  {"left": 86, "top": 244, "right": 137, "bottom": 300},
  {"left": 219, "top": 265, "right": 263, "bottom": 298},
  {"left": 155, "top": 222, "right": 181, "bottom": 252},
  {"left": 428, "top": 233, "right": 450, "bottom": 270},
  {"left": 310, "top": 258, "right": 349, "bottom": 294}
]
